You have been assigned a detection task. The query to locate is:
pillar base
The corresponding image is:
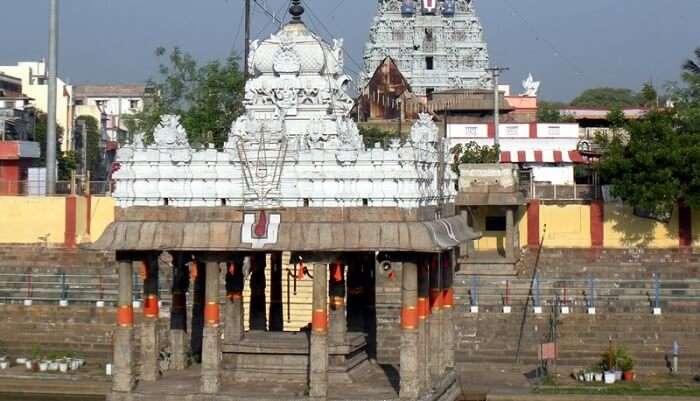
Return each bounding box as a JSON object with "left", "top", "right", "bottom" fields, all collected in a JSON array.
[
  {"left": 399, "top": 330, "right": 420, "bottom": 400},
  {"left": 170, "top": 329, "right": 187, "bottom": 371},
  {"left": 140, "top": 319, "right": 159, "bottom": 382},
  {"left": 309, "top": 332, "right": 328, "bottom": 400},
  {"left": 112, "top": 326, "right": 135, "bottom": 393},
  {"left": 200, "top": 326, "right": 221, "bottom": 394}
]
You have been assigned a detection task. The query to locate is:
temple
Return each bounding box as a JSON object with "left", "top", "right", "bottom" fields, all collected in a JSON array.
[
  {"left": 98, "top": 2, "right": 475, "bottom": 401},
  {"left": 361, "top": 0, "right": 491, "bottom": 98}
]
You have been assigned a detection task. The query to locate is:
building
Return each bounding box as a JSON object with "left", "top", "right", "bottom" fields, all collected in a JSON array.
[
  {"left": 0, "top": 61, "right": 73, "bottom": 150},
  {"left": 97, "top": 3, "right": 472, "bottom": 400},
  {"left": 361, "top": 0, "right": 491, "bottom": 99},
  {"left": 73, "top": 84, "right": 148, "bottom": 143},
  {"left": 0, "top": 73, "right": 41, "bottom": 195}
]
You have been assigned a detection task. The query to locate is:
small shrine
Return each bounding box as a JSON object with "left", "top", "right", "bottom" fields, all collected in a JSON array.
[{"left": 98, "top": 2, "right": 476, "bottom": 400}]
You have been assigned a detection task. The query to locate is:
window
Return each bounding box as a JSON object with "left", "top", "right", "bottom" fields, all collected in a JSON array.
[
  {"left": 485, "top": 216, "right": 506, "bottom": 231},
  {"left": 130, "top": 99, "right": 140, "bottom": 109},
  {"left": 426, "top": 88, "right": 434, "bottom": 101},
  {"left": 74, "top": 99, "right": 84, "bottom": 106},
  {"left": 425, "top": 56, "right": 434, "bottom": 70},
  {"left": 548, "top": 126, "right": 561, "bottom": 136},
  {"left": 95, "top": 100, "right": 106, "bottom": 107}
]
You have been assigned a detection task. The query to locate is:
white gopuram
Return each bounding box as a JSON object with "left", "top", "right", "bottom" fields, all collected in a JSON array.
[
  {"left": 361, "top": 0, "right": 492, "bottom": 96},
  {"left": 112, "top": 17, "right": 455, "bottom": 209}
]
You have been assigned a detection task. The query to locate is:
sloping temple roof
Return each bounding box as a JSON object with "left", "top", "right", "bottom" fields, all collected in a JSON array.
[{"left": 91, "top": 215, "right": 478, "bottom": 253}]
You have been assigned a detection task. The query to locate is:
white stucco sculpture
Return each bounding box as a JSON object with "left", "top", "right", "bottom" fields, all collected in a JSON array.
[{"left": 112, "top": 17, "right": 455, "bottom": 209}]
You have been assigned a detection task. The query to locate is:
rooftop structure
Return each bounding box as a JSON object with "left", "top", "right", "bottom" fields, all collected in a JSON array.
[
  {"left": 361, "top": 0, "right": 491, "bottom": 98},
  {"left": 74, "top": 83, "right": 148, "bottom": 143}
]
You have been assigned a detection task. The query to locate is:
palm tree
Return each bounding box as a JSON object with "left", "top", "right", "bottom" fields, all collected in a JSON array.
[{"left": 683, "top": 47, "right": 700, "bottom": 76}]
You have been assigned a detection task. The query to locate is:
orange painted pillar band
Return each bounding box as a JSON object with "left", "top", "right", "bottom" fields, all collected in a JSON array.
[
  {"left": 204, "top": 302, "right": 220, "bottom": 326},
  {"left": 417, "top": 297, "right": 429, "bottom": 320},
  {"left": 143, "top": 295, "right": 159, "bottom": 318},
  {"left": 442, "top": 288, "right": 454, "bottom": 309},
  {"left": 117, "top": 305, "right": 134, "bottom": 327},
  {"left": 429, "top": 288, "right": 443, "bottom": 311},
  {"left": 401, "top": 306, "right": 418, "bottom": 330},
  {"left": 64, "top": 196, "right": 77, "bottom": 249},
  {"left": 312, "top": 309, "right": 327, "bottom": 333}
]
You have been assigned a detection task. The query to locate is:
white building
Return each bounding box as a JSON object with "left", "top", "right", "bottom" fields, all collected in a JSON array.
[
  {"left": 113, "top": 15, "right": 454, "bottom": 209},
  {"left": 73, "top": 84, "right": 148, "bottom": 142},
  {"left": 447, "top": 122, "right": 586, "bottom": 185},
  {"left": 0, "top": 61, "right": 73, "bottom": 150}
]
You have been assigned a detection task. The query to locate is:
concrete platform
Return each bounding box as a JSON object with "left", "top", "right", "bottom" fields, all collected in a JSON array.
[{"left": 105, "top": 365, "right": 462, "bottom": 401}]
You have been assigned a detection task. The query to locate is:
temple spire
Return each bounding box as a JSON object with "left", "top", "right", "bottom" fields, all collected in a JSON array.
[{"left": 289, "top": 0, "right": 304, "bottom": 24}]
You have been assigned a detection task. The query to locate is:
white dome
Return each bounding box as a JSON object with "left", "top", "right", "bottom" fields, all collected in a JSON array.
[{"left": 251, "top": 24, "right": 340, "bottom": 76}]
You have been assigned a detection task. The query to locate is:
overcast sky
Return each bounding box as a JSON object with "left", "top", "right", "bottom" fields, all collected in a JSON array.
[{"left": 1, "top": 0, "right": 699, "bottom": 102}]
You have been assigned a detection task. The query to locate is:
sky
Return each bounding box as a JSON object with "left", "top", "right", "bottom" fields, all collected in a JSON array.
[{"left": 1, "top": 0, "right": 699, "bottom": 102}]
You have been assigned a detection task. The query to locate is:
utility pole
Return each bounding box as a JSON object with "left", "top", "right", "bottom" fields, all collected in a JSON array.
[
  {"left": 46, "top": 0, "right": 59, "bottom": 195},
  {"left": 244, "top": 0, "right": 251, "bottom": 80},
  {"left": 80, "top": 120, "right": 87, "bottom": 178},
  {"left": 486, "top": 66, "right": 509, "bottom": 153}
]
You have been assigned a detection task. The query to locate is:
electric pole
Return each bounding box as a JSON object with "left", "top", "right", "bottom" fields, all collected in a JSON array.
[
  {"left": 244, "top": 0, "right": 251, "bottom": 80},
  {"left": 486, "top": 66, "right": 509, "bottom": 152},
  {"left": 46, "top": 0, "right": 59, "bottom": 194}
]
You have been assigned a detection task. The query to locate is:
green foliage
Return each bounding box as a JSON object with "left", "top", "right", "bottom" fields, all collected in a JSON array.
[
  {"left": 537, "top": 101, "right": 576, "bottom": 123},
  {"left": 450, "top": 141, "right": 500, "bottom": 174},
  {"left": 640, "top": 82, "right": 658, "bottom": 108},
  {"left": 32, "top": 112, "right": 74, "bottom": 180},
  {"left": 75, "top": 115, "right": 105, "bottom": 180},
  {"left": 571, "top": 87, "right": 643, "bottom": 109},
  {"left": 124, "top": 47, "right": 246, "bottom": 148},
  {"left": 31, "top": 344, "right": 42, "bottom": 361},
  {"left": 598, "top": 346, "right": 634, "bottom": 372},
  {"left": 597, "top": 69, "right": 700, "bottom": 215},
  {"left": 683, "top": 47, "right": 700, "bottom": 76},
  {"left": 358, "top": 125, "right": 399, "bottom": 149}
]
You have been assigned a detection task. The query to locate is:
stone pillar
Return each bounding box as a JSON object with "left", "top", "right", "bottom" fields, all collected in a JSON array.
[
  {"left": 249, "top": 254, "right": 267, "bottom": 331},
  {"left": 309, "top": 263, "right": 328, "bottom": 400},
  {"left": 190, "top": 260, "right": 205, "bottom": 361},
  {"left": 140, "top": 257, "right": 159, "bottom": 382},
  {"left": 225, "top": 259, "right": 244, "bottom": 343},
  {"left": 269, "top": 252, "right": 284, "bottom": 331},
  {"left": 400, "top": 261, "right": 419, "bottom": 400},
  {"left": 200, "top": 260, "right": 221, "bottom": 394},
  {"left": 346, "top": 258, "right": 366, "bottom": 332},
  {"left": 417, "top": 259, "right": 430, "bottom": 393},
  {"left": 170, "top": 255, "right": 188, "bottom": 371},
  {"left": 428, "top": 255, "right": 442, "bottom": 380},
  {"left": 113, "top": 260, "right": 135, "bottom": 393},
  {"left": 329, "top": 261, "right": 347, "bottom": 345},
  {"left": 505, "top": 207, "right": 515, "bottom": 259},
  {"left": 442, "top": 252, "right": 455, "bottom": 371},
  {"left": 462, "top": 208, "right": 475, "bottom": 257}
]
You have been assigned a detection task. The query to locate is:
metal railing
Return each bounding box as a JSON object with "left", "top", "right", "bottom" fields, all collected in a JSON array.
[
  {"left": 457, "top": 275, "right": 700, "bottom": 310},
  {"left": 0, "top": 180, "right": 111, "bottom": 196},
  {"left": 530, "top": 184, "right": 599, "bottom": 201}
]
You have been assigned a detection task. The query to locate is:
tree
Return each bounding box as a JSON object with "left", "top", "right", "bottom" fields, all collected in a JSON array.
[
  {"left": 570, "top": 87, "right": 642, "bottom": 109},
  {"left": 682, "top": 47, "right": 700, "bottom": 76},
  {"left": 597, "top": 71, "right": 700, "bottom": 215},
  {"left": 640, "top": 82, "right": 658, "bottom": 108},
  {"left": 358, "top": 125, "right": 399, "bottom": 148},
  {"left": 124, "top": 47, "right": 246, "bottom": 148},
  {"left": 537, "top": 101, "right": 576, "bottom": 123},
  {"left": 75, "top": 115, "right": 105, "bottom": 180},
  {"left": 450, "top": 142, "right": 499, "bottom": 174},
  {"left": 32, "top": 112, "right": 75, "bottom": 180}
]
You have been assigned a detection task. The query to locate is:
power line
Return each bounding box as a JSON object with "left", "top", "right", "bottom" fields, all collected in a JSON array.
[{"left": 500, "top": 0, "right": 584, "bottom": 77}]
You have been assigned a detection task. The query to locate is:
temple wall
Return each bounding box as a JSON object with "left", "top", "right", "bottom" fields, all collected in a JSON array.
[
  {"left": 0, "top": 196, "right": 115, "bottom": 246},
  {"left": 472, "top": 202, "right": 697, "bottom": 250}
]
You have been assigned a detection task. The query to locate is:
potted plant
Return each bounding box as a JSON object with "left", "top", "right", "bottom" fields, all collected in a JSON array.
[
  {"left": 58, "top": 358, "right": 69, "bottom": 373},
  {"left": 619, "top": 355, "right": 635, "bottom": 381},
  {"left": 29, "top": 344, "right": 42, "bottom": 372}
]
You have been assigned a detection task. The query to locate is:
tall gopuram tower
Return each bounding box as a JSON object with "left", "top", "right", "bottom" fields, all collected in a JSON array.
[{"left": 361, "top": 0, "right": 492, "bottom": 97}]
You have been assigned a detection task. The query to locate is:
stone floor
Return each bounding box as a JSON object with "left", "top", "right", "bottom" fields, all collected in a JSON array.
[{"left": 108, "top": 364, "right": 400, "bottom": 401}]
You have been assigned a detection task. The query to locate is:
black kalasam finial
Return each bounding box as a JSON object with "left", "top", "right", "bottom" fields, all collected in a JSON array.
[{"left": 289, "top": 0, "right": 304, "bottom": 23}]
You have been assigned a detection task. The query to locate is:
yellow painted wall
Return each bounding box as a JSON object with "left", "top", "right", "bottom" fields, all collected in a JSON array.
[
  {"left": 75, "top": 196, "right": 88, "bottom": 244},
  {"left": 540, "top": 204, "right": 591, "bottom": 248},
  {"left": 603, "top": 204, "right": 678, "bottom": 248},
  {"left": 472, "top": 206, "right": 506, "bottom": 254},
  {"left": 0, "top": 197, "right": 66, "bottom": 244},
  {"left": 89, "top": 196, "right": 116, "bottom": 242}
]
